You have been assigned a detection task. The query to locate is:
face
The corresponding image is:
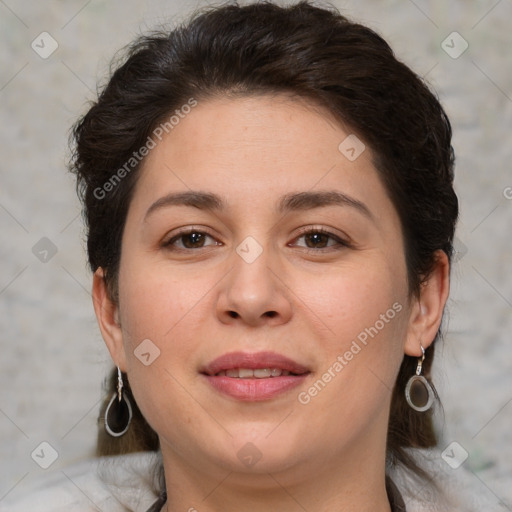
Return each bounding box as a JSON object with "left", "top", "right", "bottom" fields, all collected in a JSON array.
[{"left": 97, "top": 94, "right": 436, "bottom": 486}]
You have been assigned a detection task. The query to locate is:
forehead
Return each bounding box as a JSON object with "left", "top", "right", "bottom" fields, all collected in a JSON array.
[
  {"left": 125, "top": 94, "right": 402, "bottom": 240},
  {"left": 162, "top": 94, "right": 348, "bottom": 158},
  {"left": 135, "top": 95, "right": 377, "bottom": 195}
]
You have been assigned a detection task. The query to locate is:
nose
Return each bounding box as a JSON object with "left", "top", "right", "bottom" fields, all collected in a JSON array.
[{"left": 216, "top": 242, "right": 293, "bottom": 328}]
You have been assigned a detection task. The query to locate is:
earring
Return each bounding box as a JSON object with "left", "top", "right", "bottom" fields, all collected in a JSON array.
[
  {"left": 105, "top": 367, "right": 133, "bottom": 437},
  {"left": 405, "top": 344, "right": 436, "bottom": 412}
]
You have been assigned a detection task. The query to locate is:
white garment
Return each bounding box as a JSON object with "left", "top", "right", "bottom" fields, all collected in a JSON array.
[
  {"left": 389, "top": 448, "right": 505, "bottom": 511},
  {"left": 0, "top": 450, "right": 502, "bottom": 511},
  {"left": 0, "top": 452, "right": 161, "bottom": 512}
]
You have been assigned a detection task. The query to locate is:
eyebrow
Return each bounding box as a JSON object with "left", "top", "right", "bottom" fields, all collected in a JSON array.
[{"left": 144, "top": 190, "right": 373, "bottom": 221}]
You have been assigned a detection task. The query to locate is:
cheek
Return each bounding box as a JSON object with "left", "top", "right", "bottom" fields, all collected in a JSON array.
[
  {"left": 295, "top": 258, "right": 405, "bottom": 350},
  {"left": 116, "top": 264, "right": 213, "bottom": 434},
  {"left": 118, "top": 259, "right": 214, "bottom": 345},
  {"left": 294, "top": 257, "right": 408, "bottom": 412},
  {"left": 294, "top": 267, "right": 406, "bottom": 423}
]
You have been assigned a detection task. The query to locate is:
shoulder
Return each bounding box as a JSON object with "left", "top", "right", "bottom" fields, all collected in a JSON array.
[
  {"left": 0, "top": 452, "right": 161, "bottom": 512},
  {"left": 390, "top": 448, "right": 505, "bottom": 512}
]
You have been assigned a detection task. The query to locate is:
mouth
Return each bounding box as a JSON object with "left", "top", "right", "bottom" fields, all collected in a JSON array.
[
  {"left": 201, "top": 350, "right": 310, "bottom": 377},
  {"left": 213, "top": 368, "right": 301, "bottom": 378},
  {"left": 200, "top": 351, "right": 311, "bottom": 401}
]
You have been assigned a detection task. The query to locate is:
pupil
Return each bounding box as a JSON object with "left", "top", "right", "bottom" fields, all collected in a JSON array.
[
  {"left": 307, "top": 233, "right": 327, "bottom": 248},
  {"left": 185, "top": 232, "right": 204, "bottom": 248}
]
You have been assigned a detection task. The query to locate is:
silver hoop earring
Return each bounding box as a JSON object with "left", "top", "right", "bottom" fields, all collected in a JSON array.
[
  {"left": 105, "top": 367, "right": 133, "bottom": 437},
  {"left": 405, "top": 344, "right": 436, "bottom": 412}
]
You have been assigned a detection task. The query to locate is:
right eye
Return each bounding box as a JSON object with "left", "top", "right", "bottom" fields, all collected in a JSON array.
[{"left": 162, "top": 229, "right": 222, "bottom": 251}]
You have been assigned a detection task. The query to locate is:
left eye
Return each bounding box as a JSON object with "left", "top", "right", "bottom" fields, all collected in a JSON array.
[{"left": 292, "top": 229, "right": 348, "bottom": 250}]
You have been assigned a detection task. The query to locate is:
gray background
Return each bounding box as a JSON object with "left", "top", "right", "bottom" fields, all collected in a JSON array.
[{"left": 1, "top": 0, "right": 511, "bottom": 507}]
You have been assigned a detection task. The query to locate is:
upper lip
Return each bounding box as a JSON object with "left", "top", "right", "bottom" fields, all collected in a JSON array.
[{"left": 201, "top": 351, "right": 310, "bottom": 376}]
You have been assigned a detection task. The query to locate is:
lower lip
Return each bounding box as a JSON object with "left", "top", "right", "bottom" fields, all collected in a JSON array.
[{"left": 203, "top": 374, "right": 309, "bottom": 401}]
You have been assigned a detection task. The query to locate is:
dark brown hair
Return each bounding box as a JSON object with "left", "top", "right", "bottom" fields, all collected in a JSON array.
[{"left": 70, "top": 0, "right": 458, "bottom": 487}]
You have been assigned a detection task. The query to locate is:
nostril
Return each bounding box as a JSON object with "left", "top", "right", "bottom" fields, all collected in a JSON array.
[{"left": 226, "top": 311, "right": 277, "bottom": 319}]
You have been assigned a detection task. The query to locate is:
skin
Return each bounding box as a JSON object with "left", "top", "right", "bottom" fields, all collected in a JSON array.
[{"left": 93, "top": 94, "right": 450, "bottom": 512}]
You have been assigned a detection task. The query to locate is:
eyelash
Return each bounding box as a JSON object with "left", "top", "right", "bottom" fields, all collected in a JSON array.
[{"left": 162, "top": 226, "right": 351, "bottom": 253}]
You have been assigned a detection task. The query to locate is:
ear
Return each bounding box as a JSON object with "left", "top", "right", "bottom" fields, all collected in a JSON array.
[
  {"left": 404, "top": 250, "right": 450, "bottom": 357},
  {"left": 92, "top": 268, "right": 127, "bottom": 371}
]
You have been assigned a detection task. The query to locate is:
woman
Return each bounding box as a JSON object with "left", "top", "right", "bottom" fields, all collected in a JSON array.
[{"left": 1, "top": 1, "right": 477, "bottom": 511}]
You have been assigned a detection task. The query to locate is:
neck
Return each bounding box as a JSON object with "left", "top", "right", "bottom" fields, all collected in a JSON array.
[{"left": 159, "top": 426, "right": 392, "bottom": 512}]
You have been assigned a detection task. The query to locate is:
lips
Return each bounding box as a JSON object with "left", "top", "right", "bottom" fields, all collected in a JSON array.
[
  {"left": 201, "top": 351, "right": 310, "bottom": 377},
  {"left": 200, "top": 351, "right": 310, "bottom": 401}
]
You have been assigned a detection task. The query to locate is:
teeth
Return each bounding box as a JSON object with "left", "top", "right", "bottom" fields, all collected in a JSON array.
[
  {"left": 216, "top": 368, "right": 293, "bottom": 378},
  {"left": 253, "top": 368, "right": 271, "bottom": 378}
]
